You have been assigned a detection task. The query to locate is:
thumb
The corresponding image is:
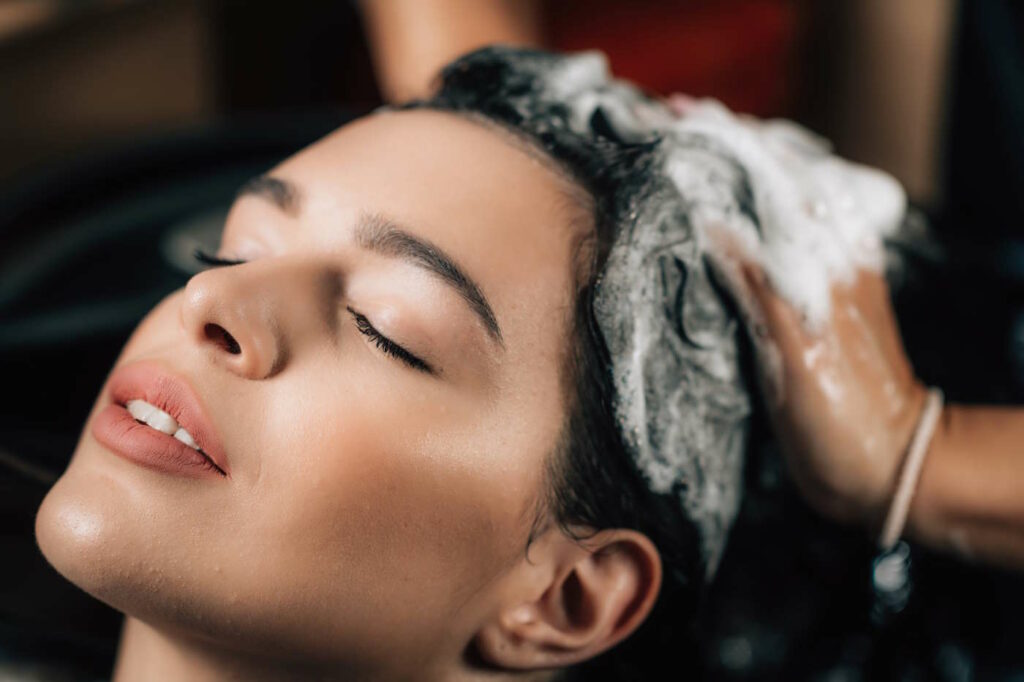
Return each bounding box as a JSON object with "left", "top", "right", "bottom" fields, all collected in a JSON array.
[
  {"left": 703, "top": 227, "right": 814, "bottom": 410},
  {"left": 701, "top": 226, "right": 767, "bottom": 335}
]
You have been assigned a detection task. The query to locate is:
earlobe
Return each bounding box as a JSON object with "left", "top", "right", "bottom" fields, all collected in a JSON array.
[{"left": 474, "top": 529, "right": 662, "bottom": 671}]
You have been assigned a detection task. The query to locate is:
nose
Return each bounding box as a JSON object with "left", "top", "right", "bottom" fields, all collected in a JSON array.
[{"left": 180, "top": 259, "right": 334, "bottom": 379}]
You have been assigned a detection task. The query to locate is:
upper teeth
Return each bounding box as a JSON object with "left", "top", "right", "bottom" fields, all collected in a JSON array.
[{"left": 126, "top": 399, "right": 201, "bottom": 451}]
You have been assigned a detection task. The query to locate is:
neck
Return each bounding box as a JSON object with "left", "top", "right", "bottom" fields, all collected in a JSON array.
[
  {"left": 112, "top": 617, "right": 333, "bottom": 682},
  {"left": 113, "top": 617, "right": 557, "bottom": 681}
]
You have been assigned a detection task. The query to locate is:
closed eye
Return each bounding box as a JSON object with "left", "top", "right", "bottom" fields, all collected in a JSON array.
[
  {"left": 193, "top": 249, "right": 247, "bottom": 268},
  {"left": 193, "top": 251, "right": 432, "bottom": 374},
  {"left": 346, "top": 306, "right": 433, "bottom": 374}
]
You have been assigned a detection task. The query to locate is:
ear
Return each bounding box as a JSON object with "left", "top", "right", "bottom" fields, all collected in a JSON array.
[{"left": 473, "top": 528, "right": 662, "bottom": 671}]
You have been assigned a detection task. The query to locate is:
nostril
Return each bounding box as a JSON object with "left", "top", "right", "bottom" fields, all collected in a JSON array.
[{"left": 204, "top": 323, "right": 241, "bottom": 355}]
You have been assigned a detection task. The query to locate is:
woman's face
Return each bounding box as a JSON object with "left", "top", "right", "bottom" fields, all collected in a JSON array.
[{"left": 36, "top": 110, "right": 587, "bottom": 673}]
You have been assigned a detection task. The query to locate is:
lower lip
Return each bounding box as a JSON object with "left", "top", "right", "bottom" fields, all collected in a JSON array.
[{"left": 92, "top": 404, "right": 224, "bottom": 479}]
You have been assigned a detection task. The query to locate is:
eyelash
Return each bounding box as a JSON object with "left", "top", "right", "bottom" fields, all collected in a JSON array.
[
  {"left": 347, "top": 306, "right": 433, "bottom": 374},
  {"left": 193, "top": 250, "right": 432, "bottom": 374},
  {"left": 194, "top": 249, "right": 248, "bottom": 267}
]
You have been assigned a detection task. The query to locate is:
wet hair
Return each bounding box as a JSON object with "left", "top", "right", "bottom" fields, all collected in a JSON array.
[{"left": 397, "top": 46, "right": 723, "bottom": 679}]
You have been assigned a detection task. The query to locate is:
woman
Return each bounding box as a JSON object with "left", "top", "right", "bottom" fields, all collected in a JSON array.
[
  {"left": 35, "top": 47, "right": 671, "bottom": 681},
  {"left": 33, "top": 46, "right": 1024, "bottom": 681}
]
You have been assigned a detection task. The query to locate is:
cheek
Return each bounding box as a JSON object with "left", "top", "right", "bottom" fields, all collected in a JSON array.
[
  {"left": 101, "top": 290, "right": 187, "bottom": 388},
  {"left": 239, "top": 359, "right": 540, "bottom": 635},
  {"left": 126, "top": 289, "right": 184, "bottom": 346}
]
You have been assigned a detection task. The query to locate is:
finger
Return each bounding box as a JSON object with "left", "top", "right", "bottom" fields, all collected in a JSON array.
[
  {"left": 831, "top": 274, "right": 892, "bottom": 380},
  {"left": 864, "top": 272, "right": 918, "bottom": 385},
  {"left": 702, "top": 246, "right": 787, "bottom": 406},
  {"left": 835, "top": 270, "right": 916, "bottom": 386},
  {"left": 738, "top": 260, "right": 817, "bottom": 361},
  {"left": 703, "top": 245, "right": 763, "bottom": 332},
  {"left": 665, "top": 93, "right": 697, "bottom": 117},
  {"left": 702, "top": 226, "right": 768, "bottom": 335}
]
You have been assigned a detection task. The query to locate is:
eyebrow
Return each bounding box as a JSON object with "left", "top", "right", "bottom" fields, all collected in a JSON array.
[
  {"left": 237, "top": 174, "right": 504, "bottom": 347},
  {"left": 237, "top": 175, "right": 300, "bottom": 216},
  {"left": 355, "top": 213, "right": 504, "bottom": 347}
]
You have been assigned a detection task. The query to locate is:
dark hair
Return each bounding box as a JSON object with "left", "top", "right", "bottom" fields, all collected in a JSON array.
[
  {"left": 399, "top": 46, "right": 709, "bottom": 680},
  {"left": 543, "top": 206, "right": 706, "bottom": 682}
]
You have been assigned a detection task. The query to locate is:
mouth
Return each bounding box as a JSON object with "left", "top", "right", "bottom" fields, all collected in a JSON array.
[
  {"left": 123, "top": 397, "right": 222, "bottom": 468},
  {"left": 92, "top": 362, "right": 230, "bottom": 479}
]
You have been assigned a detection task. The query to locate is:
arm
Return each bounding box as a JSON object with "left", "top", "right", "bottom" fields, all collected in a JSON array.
[
  {"left": 911, "top": 405, "right": 1024, "bottom": 568},
  {"left": 357, "top": 0, "right": 541, "bottom": 103},
  {"left": 801, "top": 0, "right": 957, "bottom": 207}
]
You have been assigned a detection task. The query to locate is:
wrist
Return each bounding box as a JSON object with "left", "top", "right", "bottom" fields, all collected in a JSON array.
[
  {"left": 902, "top": 400, "right": 956, "bottom": 549},
  {"left": 875, "top": 387, "right": 945, "bottom": 550},
  {"left": 852, "top": 382, "right": 930, "bottom": 533}
]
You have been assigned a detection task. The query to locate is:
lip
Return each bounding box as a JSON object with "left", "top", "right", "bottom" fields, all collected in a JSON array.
[{"left": 91, "top": 361, "right": 230, "bottom": 479}]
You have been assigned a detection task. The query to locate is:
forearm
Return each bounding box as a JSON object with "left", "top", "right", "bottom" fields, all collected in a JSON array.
[
  {"left": 358, "top": 0, "right": 541, "bottom": 103},
  {"left": 805, "top": 0, "right": 955, "bottom": 206},
  {"left": 908, "top": 404, "right": 1024, "bottom": 568}
]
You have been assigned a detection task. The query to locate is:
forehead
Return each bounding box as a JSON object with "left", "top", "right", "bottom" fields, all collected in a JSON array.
[
  {"left": 279, "top": 107, "right": 585, "bottom": 229},
  {"left": 271, "top": 107, "right": 587, "bottom": 369}
]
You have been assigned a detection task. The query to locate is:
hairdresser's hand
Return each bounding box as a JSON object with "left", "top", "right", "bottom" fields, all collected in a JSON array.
[{"left": 708, "top": 241, "right": 929, "bottom": 527}]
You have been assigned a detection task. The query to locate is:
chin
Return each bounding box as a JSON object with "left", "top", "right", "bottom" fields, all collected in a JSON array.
[
  {"left": 34, "top": 447, "right": 309, "bottom": 657},
  {"left": 35, "top": 473, "right": 225, "bottom": 652},
  {"left": 34, "top": 448, "right": 196, "bottom": 629},
  {"left": 36, "top": 457, "right": 144, "bottom": 609}
]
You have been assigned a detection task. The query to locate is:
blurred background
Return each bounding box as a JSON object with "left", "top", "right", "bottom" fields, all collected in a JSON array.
[{"left": 1, "top": 0, "right": 1023, "bottom": 680}]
